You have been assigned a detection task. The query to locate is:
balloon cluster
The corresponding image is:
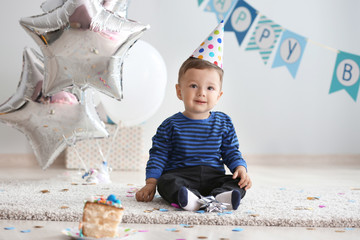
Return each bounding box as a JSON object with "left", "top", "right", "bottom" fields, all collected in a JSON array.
[{"left": 0, "top": 0, "right": 149, "bottom": 169}]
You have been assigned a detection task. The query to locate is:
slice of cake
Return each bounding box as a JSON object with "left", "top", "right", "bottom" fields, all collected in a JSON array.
[{"left": 81, "top": 194, "right": 124, "bottom": 238}]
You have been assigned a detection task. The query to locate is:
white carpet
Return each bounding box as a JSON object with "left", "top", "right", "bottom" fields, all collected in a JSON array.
[{"left": 0, "top": 176, "right": 359, "bottom": 227}]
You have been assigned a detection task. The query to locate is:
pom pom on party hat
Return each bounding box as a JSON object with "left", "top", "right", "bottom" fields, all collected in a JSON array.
[{"left": 191, "top": 20, "right": 224, "bottom": 68}]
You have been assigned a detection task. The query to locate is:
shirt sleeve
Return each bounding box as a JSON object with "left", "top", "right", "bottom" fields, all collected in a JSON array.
[
  {"left": 145, "top": 122, "right": 172, "bottom": 179},
  {"left": 220, "top": 118, "right": 247, "bottom": 173}
]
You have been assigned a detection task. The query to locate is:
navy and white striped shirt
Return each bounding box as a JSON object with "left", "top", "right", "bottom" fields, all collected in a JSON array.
[{"left": 146, "top": 112, "right": 247, "bottom": 179}]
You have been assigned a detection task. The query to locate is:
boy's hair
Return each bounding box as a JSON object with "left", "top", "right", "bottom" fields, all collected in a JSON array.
[{"left": 178, "top": 57, "right": 224, "bottom": 83}]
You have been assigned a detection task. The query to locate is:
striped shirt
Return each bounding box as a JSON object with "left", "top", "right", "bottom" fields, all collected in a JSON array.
[{"left": 146, "top": 112, "right": 247, "bottom": 179}]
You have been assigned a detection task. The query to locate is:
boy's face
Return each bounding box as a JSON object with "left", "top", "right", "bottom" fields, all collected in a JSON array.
[{"left": 176, "top": 68, "right": 223, "bottom": 119}]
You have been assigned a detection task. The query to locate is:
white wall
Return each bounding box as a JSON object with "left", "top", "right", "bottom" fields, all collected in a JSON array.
[{"left": 0, "top": 0, "right": 359, "bottom": 157}]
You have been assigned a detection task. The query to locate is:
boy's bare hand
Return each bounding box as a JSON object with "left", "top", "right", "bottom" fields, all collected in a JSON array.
[
  {"left": 135, "top": 178, "right": 157, "bottom": 202},
  {"left": 232, "top": 166, "right": 252, "bottom": 190}
]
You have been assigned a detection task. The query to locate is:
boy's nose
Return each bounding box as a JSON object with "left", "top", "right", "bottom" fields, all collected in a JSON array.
[{"left": 197, "top": 88, "right": 205, "bottom": 96}]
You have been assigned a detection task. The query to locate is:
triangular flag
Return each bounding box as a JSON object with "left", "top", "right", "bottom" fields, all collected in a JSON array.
[
  {"left": 245, "top": 15, "right": 283, "bottom": 64},
  {"left": 272, "top": 29, "right": 307, "bottom": 78},
  {"left": 204, "top": 0, "right": 238, "bottom": 23},
  {"left": 224, "top": 0, "right": 257, "bottom": 46},
  {"left": 329, "top": 51, "right": 360, "bottom": 101}
]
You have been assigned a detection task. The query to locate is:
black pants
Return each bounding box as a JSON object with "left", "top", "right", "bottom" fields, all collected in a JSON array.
[{"left": 157, "top": 165, "right": 246, "bottom": 205}]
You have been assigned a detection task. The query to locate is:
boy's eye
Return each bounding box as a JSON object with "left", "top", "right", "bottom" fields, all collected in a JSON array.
[
  {"left": 208, "top": 86, "right": 215, "bottom": 90},
  {"left": 190, "top": 84, "right": 197, "bottom": 88}
]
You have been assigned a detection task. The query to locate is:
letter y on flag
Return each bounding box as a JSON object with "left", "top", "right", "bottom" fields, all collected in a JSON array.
[{"left": 272, "top": 30, "right": 307, "bottom": 78}]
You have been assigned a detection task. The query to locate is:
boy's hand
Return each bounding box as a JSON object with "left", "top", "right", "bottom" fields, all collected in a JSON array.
[
  {"left": 135, "top": 178, "right": 157, "bottom": 202},
  {"left": 232, "top": 166, "right": 252, "bottom": 190}
]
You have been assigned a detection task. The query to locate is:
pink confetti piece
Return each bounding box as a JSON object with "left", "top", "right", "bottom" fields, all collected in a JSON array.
[
  {"left": 171, "top": 203, "right": 180, "bottom": 208},
  {"left": 319, "top": 205, "right": 326, "bottom": 208},
  {"left": 138, "top": 230, "right": 149, "bottom": 232},
  {"left": 126, "top": 194, "right": 134, "bottom": 197}
]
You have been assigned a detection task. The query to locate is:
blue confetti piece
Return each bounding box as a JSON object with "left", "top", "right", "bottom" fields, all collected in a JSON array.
[
  {"left": 245, "top": 210, "right": 255, "bottom": 214},
  {"left": 21, "top": 230, "right": 31, "bottom": 233},
  {"left": 165, "top": 228, "right": 177, "bottom": 232},
  {"left": 345, "top": 228, "right": 354, "bottom": 231},
  {"left": 218, "top": 213, "right": 225, "bottom": 216},
  {"left": 348, "top": 200, "right": 356, "bottom": 203},
  {"left": 159, "top": 209, "right": 168, "bottom": 212},
  {"left": 279, "top": 188, "right": 286, "bottom": 190},
  {"left": 4, "top": 227, "right": 15, "bottom": 230},
  {"left": 232, "top": 228, "right": 244, "bottom": 232},
  {"left": 224, "top": 211, "right": 233, "bottom": 214},
  {"left": 196, "top": 210, "right": 205, "bottom": 214}
]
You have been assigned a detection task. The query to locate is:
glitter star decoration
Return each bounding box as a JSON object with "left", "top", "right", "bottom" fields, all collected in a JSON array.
[{"left": 20, "top": 0, "right": 149, "bottom": 100}]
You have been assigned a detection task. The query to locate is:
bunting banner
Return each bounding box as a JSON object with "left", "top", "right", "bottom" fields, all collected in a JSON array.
[
  {"left": 329, "top": 51, "right": 360, "bottom": 101},
  {"left": 198, "top": 0, "right": 360, "bottom": 102},
  {"left": 245, "top": 15, "right": 283, "bottom": 65},
  {"left": 204, "top": 0, "right": 238, "bottom": 23},
  {"left": 224, "top": 0, "right": 257, "bottom": 46},
  {"left": 272, "top": 30, "right": 307, "bottom": 78}
]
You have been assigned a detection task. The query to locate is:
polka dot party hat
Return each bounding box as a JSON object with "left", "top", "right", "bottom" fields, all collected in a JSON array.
[{"left": 191, "top": 20, "right": 224, "bottom": 68}]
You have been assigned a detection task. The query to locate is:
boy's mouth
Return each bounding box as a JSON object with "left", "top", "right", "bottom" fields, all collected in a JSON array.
[{"left": 195, "top": 100, "right": 206, "bottom": 104}]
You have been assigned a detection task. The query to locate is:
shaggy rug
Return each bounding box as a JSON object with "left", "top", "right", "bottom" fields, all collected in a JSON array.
[{"left": 0, "top": 176, "right": 359, "bottom": 228}]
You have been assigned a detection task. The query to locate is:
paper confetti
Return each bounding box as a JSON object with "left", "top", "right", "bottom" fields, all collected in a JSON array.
[
  {"left": 4, "top": 227, "right": 15, "bottom": 230},
  {"left": 171, "top": 203, "right": 180, "bottom": 208},
  {"left": 159, "top": 209, "right": 169, "bottom": 212},
  {"left": 319, "top": 205, "right": 326, "bottom": 208},
  {"left": 232, "top": 228, "right": 244, "bottom": 232},
  {"left": 21, "top": 229, "right": 31, "bottom": 233}
]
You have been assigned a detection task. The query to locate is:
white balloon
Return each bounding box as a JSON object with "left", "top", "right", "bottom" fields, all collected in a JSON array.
[{"left": 99, "top": 40, "right": 167, "bottom": 126}]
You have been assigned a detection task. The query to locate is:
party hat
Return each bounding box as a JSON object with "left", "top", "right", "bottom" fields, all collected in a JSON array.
[{"left": 191, "top": 20, "right": 224, "bottom": 68}]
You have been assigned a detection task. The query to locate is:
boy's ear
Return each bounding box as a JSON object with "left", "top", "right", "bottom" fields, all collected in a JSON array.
[
  {"left": 175, "top": 84, "right": 182, "bottom": 100},
  {"left": 218, "top": 91, "right": 223, "bottom": 100}
]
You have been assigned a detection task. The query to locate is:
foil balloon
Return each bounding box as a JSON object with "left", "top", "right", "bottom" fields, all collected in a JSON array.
[
  {"left": 0, "top": 48, "right": 43, "bottom": 113},
  {"left": 20, "top": 0, "right": 149, "bottom": 100},
  {"left": 41, "top": 0, "right": 129, "bottom": 17},
  {"left": 102, "top": 0, "right": 129, "bottom": 18},
  {"left": 40, "top": 0, "right": 66, "bottom": 12},
  {"left": 98, "top": 40, "right": 167, "bottom": 126},
  {"left": 0, "top": 48, "right": 108, "bottom": 169}
]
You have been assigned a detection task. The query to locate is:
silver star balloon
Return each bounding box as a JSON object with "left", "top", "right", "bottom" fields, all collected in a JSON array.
[
  {"left": 42, "top": 0, "right": 129, "bottom": 18},
  {"left": 20, "top": 0, "right": 149, "bottom": 100},
  {"left": 0, "top": 48, "right": 108, "bottom": 169},
  {"left": 0, "top": 48, "right": 43, "bottom": 113}
]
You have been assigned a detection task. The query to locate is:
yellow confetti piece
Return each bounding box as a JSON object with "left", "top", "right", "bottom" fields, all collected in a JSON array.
[
  {"left": 250, "top": 214, "right": 260, "bottom": 217},
  {"left": 33, "top": 226, "right": 43, "bottom": 228},
  {"left": 60, "top": 189, "right": 69, "bottom": 192},
  {"left": 307, "top": 197, "right": 319, "bottom": 200},
  {"left": 335, "top": 230, "right": 345, "bottom": 233},
  {"left": 40, "top": 190, "right": 50, "bottom": 194},
  {"left": 198, "top": 236, "right": 208, "bottom": 239},
  {"left": 60, "top": 206, "right": 69, "bottom": 209},
  {"left": 306, "top": 228, "right": 316, "bottom": 230}
]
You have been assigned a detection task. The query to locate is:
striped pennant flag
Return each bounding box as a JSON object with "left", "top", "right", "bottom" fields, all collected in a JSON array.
[{"left": 245, "top": 15, "right": 283, "bottom": 64}]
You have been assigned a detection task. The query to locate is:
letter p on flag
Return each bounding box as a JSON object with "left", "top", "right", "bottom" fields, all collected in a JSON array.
[{"left": 330, "top": 51, "right": 360, "bottom": 101}]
